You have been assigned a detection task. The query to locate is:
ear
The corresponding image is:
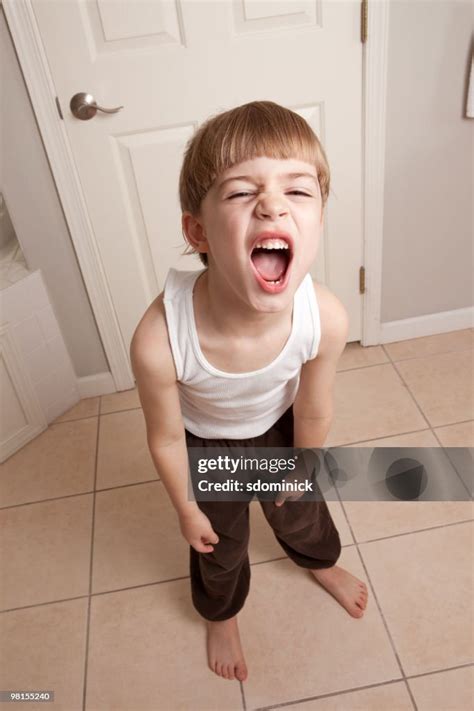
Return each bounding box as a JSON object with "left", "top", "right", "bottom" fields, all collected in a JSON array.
[{"left": 182, "top": 212, "right": 209, "bottom": 255}]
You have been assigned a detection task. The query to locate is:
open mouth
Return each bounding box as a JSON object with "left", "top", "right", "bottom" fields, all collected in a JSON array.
[{"left": 250, "top": 236, "right": 293, "bottom": 291}]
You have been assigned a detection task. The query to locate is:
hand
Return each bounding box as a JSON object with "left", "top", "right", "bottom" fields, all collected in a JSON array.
[
  {"left": 274, "top": 484, "right": 305, "bottom": 507},
  {"left": 178, "top": 508, "right": 220, "bottom": 553},
  {"left": 275, "top": 449, "right": 317, "bottom": 507}
]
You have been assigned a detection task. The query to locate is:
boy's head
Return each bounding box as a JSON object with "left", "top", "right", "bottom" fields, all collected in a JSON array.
[{"left": 179, "top": 101, "right": 330, "bottom": 267}]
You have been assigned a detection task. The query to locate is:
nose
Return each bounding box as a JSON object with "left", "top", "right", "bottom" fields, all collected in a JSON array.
[{"left": 255, "top": 193, "right": 289, "bottom": 220}]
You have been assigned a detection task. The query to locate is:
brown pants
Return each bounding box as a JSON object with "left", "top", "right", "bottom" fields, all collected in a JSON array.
[{"left": 185, "top": 406, "right": 341, "bottom": 621}]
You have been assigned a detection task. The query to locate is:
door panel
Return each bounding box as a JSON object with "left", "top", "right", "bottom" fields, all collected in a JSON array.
[{"left": 31, "top": 0, "right": 363, "bottom": 358}]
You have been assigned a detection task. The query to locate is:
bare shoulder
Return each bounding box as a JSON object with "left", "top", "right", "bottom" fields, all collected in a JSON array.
[
  {"left": 312, "top": 279, "right": 349, "bottom": 358},
  {"left": 129, "top": 292, "right": 176, "bottom": 383}
]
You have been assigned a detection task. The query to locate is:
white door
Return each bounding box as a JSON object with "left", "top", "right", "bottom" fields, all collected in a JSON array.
[{"left": 30, "top": 0, "right": 363, "bottom": 382}]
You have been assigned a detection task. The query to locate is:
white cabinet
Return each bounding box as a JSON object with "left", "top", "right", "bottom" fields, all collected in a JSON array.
[
  {"left": 0, "top": 321, "right": 46, "bottom": 462},
  {"left": 0, "top": 271, "right": 80, "bottom": 462}
]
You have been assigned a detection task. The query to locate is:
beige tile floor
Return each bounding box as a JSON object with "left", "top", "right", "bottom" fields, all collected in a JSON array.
[{"left": 0, "top": 329, "right": 473, "bottom": 711}]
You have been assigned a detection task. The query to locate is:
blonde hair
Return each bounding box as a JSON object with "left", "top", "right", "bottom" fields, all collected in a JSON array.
[{"left": 179, "top": 100, "right": 330, "bottom": 265}]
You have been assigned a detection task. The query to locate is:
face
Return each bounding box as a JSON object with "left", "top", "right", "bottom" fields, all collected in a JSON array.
[{"left": 183, "top": 156, "right": 324, "bottom": 313}]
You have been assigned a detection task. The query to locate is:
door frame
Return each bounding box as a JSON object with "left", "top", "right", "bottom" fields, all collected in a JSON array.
[{"left": 3, "top": 0, "right": 390, "bottom": 392}]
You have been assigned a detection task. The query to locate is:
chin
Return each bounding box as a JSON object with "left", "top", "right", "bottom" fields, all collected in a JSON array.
[{"left": 248, "top": 288, "right": 295, "bottom": 313}]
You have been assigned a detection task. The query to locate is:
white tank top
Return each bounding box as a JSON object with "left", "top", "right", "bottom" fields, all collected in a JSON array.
[{"left": 163, "top": 268, "right": 321, "bottom": 439}]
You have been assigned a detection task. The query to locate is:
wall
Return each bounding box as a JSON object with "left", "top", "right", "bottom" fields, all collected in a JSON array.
[
  {"left": 1, "top": 1, "right": 472, "bottom": 382},
  {"left": 382, "top": 0, "right": 473, "bottom": 321},
  {"left": 1, "top": 5, "right": 109, "bottom": 378}
]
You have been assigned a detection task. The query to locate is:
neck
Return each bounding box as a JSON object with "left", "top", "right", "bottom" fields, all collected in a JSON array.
[{"left": 196, "top": 268, "right": 292, "bottom": 338}]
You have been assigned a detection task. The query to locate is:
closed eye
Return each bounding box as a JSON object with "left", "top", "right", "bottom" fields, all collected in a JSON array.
[
  {"left": 227, "top": 190, "right": 312, "bottom": 199},
  {"left": 227, "top": 192, "right": 254, "bottom": 199}
]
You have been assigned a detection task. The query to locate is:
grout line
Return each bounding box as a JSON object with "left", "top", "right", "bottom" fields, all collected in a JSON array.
[
  {"left": 94, "top": 478, "right": 160, "bottom": 494},
  {"left": 250, "top": 555, "right": 287, "bottom": 567},
  {"left": 82, "top": 405, "right": 101, "bottom": 711},
  {"left": 253, "top": 678, "right": 407, "bottom": 711},
  {"left": 51, "top": 413, "right": 100, "bottom": 426},
  {"left": 4, "top": 519, "right": 473, "bottom": 616},
  {"left": 100, "top": 406, "right": 141, "bottom": 418},
  {"left": 338, "top": 343, "right": 474, "bottom": 372},
  {"left": 52, "top": 405, "right": 142, "bottom": 426},
  {"left": 429, "top": 428, "right": 473, "bottom": 501},
  {"left": 379, "top": 342, "right": 474, "bottom": 359},
  {"left": 0, "top": 477, "right": 161, "bottom": 511},
  {"left": 373, "top": 349, "right": 433, "bottom": 429},
  {"left": 239, "top": 679, "right": 248, "bottom": 711},
  {"left": 380, "top": 348, "right": 473, "bottom": 500},
  {"left": 0, "top": 575, "right": 191, "bottom": 614},
  {"left": 347, "top": 518, "right": 474, "bottom": 546},
  {"left": 0, "top": 594, "right": 90, "bottom": 615},
  {"left": 0, "top": 490, "right": 96, "bottom": 511},
  {"left": 334, "top": 419, "right": 474, "bottom": 447},
  {"left": 90, "top": 574, "right": 191, "bottom": 598},
  {"left": 252, "top": 662, "right": 474, "bottom": 711},
  {"left": 332, "top": 470, "right": 418, "bottom": 710},
  {"left": 407, "top": 661, "right": 474, "bottom": 680}
]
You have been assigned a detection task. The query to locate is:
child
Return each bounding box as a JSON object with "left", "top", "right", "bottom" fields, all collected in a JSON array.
[{"left": 130, "top": 101, "right": 368, "bottom": 683}]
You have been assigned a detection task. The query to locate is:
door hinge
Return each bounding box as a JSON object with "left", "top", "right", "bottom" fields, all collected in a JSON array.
[
  {"left": 55, "top": 97, "right": 64, "bottom": 120},
  {"left": 359, "top": 266, "right": 366, "bottom": 294},
  {"left": 361, "top": 0, "right": 368, "bottom": 44}
]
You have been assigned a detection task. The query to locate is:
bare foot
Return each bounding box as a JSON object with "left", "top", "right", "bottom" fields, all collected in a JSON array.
[
  {"left": 310, "top": 564, "right": 369, "bottom": 618},
  {"left": 206, "top": 616, "right": 248, "bottom": 681}
]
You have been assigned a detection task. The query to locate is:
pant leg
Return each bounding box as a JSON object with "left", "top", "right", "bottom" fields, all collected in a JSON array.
[
  {"left": 189, "top": 498, "right": 251, "bottom": 621},
  {"left": 186, "top": 428, "right": 254, "bottom": 621},
  {"left": 259, "top": 496, "right": 341, "bottom": 569},
  {"left": 258, "top": 406, "right": 341, "bottom": 569}
]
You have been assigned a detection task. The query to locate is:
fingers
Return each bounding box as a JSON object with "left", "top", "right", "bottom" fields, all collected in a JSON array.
[
  {"left": 193, "top": 540, "right": 215, "bottom": 553},
  {"left": 190, "top": 529, "right": 220, "bottom": 553},
  {"left": 275, "top": 493, "right": 304, "bottom": 507},
  {"left": 274, "top": 492, "right": 285, "bottom": 507},
  {"left": 208, "top": 531, "right": 219, "bottom": 545},
  {"left": 275, "top": 492, "right": 291, "bottom": 507}
]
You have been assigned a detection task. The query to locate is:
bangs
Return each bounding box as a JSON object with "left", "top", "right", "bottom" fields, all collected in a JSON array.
[{"left": 213, "top": 103, "right": 320, "bottom": 179}]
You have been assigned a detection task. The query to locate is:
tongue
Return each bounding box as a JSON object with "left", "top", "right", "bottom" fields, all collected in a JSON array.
[{"left": 251, "top": 251, "right": 287, "bottom": 281}]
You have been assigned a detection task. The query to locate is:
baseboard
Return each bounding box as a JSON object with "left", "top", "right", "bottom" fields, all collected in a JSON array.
[
  {"left": 77, "top": 371, "right": 118, "bottom": 398},
  {"left": 379, "top": 305, "right": 473, "bottom": 344}
]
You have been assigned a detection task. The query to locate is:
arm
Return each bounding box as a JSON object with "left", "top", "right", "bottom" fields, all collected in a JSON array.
[
  {"left": 293, "top": 281, "right": 349, "bottom": 449},
  {"left": 130, "top": 295, "right": 219, "bottom": 552},
  {"left": 274, "top": 283, "right": 349, "bottom": 507}
]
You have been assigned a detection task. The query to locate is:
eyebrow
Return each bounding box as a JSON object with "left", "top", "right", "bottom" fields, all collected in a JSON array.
[{"left": 217, "top": 172, "right": 319, "bottom": 189}]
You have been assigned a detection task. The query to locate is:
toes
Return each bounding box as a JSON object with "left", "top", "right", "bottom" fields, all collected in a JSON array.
[
  {"left": 227, "top": 664, "right": 235, "bottom": 680},
  {"left": 236, "top": 663, "right": 248, "bottom": 681}
]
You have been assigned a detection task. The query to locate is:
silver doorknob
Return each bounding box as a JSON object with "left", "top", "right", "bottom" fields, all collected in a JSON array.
[{"left": 70, "top": 92, "right": 124, "bottom": 120}]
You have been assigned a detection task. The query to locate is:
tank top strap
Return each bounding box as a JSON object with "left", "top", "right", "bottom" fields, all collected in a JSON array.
[
  {"left": 163, "top": 268, "right": 204, "bottom": 381},
  {"left": 294, "top": 273, "right": 321, "bottom": 362}
]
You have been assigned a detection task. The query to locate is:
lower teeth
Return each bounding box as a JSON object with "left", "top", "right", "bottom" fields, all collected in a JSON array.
[{"left": 267, "top": 279, "right": 281, "bottom": 284}]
